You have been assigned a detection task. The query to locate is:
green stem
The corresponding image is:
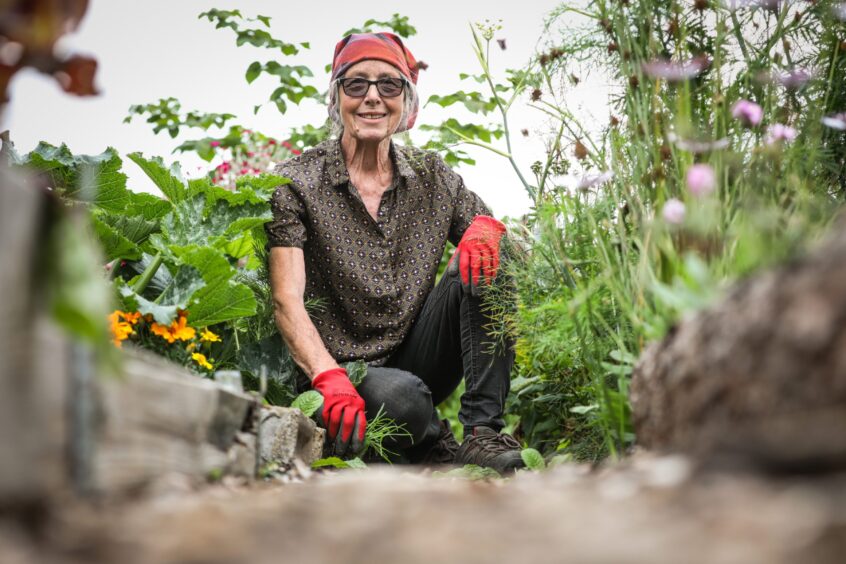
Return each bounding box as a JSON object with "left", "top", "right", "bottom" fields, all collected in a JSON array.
[
  {"left": 470, "top": 24, "right": 535, "bottom": 200},
  {"left": 132, "top": 252, "right": 163, "bottom": 294}
]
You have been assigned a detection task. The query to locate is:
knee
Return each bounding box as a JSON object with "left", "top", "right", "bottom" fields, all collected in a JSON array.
[{"left": 361, "top": 368, "right": 433, "bottom": 445}]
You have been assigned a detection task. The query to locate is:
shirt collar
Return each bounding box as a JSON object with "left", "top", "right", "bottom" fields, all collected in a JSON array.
[{"left": 323, "top": 137, "right": 417, "bottom": 188}]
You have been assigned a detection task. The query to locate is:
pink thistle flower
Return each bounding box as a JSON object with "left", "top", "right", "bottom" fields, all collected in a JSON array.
[
  {"left": 821, "top": 113, "right": 846, "bottom": 130},
  {"left": 731, "top": 99, "right": 763, "bottom": 127},
  {"left": 773, "top": 68, "right": 812, "bottom": 90},
  {"left": 686, "top": 164, "right": 716, "bottom": 197},
  {"left": 765, "top": 124, "right": 798, "bottom": 145},
  {"left": 662, "top": 199, "right": 686, "bottom": 225},
  {"left": 642, "top": 56, "right": 709, "bottom": 82},
  {"left": 210, "top": 140, "right": 221, "bottom": 148}
]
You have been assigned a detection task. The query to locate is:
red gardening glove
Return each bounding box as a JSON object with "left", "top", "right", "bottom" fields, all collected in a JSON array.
[
  {"left": 448, "top": 215, "right": 506, "bottom": 294},
  {"left": 311, "top": 367, "right": 366, "bottom": 455}
]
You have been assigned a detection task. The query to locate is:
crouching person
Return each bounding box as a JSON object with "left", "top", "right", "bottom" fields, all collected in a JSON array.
[{"left": 264, "top": 31, "right": 523, "bottom": 473}]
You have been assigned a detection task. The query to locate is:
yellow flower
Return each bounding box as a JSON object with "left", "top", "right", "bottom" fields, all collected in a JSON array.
[
  {"left": 192, "top": 352, "right": 213, "bottom": 370},
  {"left": 200, "top": 328, "right": 221, "bottom": 343},
  {"left": 108, "top": 311, "right": 135, "bottom": 347}
]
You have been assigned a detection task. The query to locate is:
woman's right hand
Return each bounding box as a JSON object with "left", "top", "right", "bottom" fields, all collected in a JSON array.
[{"left": 311, "top": 367, "right": 367, "bottom": 455}]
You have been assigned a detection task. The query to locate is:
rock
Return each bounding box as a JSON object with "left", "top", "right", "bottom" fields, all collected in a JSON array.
[
  {"left": 631, "top": 222, "right": 846, "bottom": 471},
  {"left": 259, "top": 406, "right": 324, "bottom": 467},
  {"left": 91, "top": 347, "right": 255, "bottom": 493}
]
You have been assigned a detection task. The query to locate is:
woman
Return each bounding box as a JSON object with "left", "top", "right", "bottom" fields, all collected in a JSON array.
[{"left": 265, "top": 32, "right": 524, "bottom": 473}]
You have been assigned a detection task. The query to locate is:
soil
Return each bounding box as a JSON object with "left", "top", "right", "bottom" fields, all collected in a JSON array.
[{"left": 2, "top": 454, "right": 845, "bottom": 564}]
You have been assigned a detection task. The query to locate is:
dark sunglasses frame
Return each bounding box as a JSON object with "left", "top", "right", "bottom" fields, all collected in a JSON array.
[{"left": 337, "top": 77, "right": 407, "bottom": 98}]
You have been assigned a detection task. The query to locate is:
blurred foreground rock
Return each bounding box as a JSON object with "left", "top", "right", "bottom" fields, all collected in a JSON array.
[
  {"left": 631, "top": 223, "right": 846, "bottom": 470},
  {"left": 1, "top": 455, "right": 844, "bottom": 564}
]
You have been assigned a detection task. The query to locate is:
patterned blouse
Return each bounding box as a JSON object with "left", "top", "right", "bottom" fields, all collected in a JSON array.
[{"left": 264, "top": 137, "right": 490, "bottom": 365}]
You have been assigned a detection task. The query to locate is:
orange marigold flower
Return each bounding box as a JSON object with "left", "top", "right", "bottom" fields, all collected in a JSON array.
[
  {"left": 191, "top": 352, "right": 213, "bottom": 370},
  {"left": 150, "top": 314, "right": 196, "bottom": 343},
  {"left": 200, "top": 328, "right": 221, "bottom": 343},
  {"left": 122, "top": 311, "right": 142, "bottom": 325},
  {"left": 108, "top": 311, "right": 135, "bottom": 347},
  {"left": 150, "top": 322, "right": 176, "bottom": 343},
  {"left": 171, "top": 315, "right": 196, "bottom": 341}
]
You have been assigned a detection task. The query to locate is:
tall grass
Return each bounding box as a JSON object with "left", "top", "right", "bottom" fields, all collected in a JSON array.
[{"left": 491, "top": 0, "right": 846, "bottom": 460}]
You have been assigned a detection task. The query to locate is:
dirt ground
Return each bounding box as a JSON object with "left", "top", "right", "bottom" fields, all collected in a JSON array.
[{"left": 2, "top": 453, "right": 845, "bottom": 564}]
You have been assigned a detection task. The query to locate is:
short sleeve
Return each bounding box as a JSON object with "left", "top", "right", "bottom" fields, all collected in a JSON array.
[
  {"left": 440, "top": 162, "right": 492, "bottom": 245},
  {"left": 264, "top": 182, "right": 307, "bottom": 248}
]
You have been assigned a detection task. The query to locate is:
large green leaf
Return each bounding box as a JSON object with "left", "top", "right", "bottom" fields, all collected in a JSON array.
[
  {"left": 128, "top": 152, "right": 187, "bottom": 203},
  {"left": 181, "top": 247, "right": 257, "bottom": 325},
  {"left": 118, "top": 264, "right": 205, "bottom": 325},
  {"left": 25, "top": 143, "right": 129, "bottom": 212},
  {"left": 92, "top": 216, "right": 141, "bottom": 261},
  {"left": 100, "top": 213, "right": 159, "bottom": 246},
  {"left": 126, "top": 192, "right": 172, "bottom": 220}
]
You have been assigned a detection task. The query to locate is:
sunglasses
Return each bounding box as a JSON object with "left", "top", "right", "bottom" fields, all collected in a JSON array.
[{"left": 337, "top": 77, "right": 406, "bottom": 98}]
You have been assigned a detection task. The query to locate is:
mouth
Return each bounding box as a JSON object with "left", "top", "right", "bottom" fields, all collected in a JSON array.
[{"left": 357, "top": 112, "right": 387, "bottom": 121}]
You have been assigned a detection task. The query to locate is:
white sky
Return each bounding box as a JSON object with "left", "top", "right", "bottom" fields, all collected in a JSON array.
[{"left": 5, "top": 0, "right": 609, "bottom": 218}]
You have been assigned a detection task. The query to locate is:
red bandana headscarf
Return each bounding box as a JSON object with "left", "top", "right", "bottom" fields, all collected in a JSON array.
[{"left": 330, "top": 32, "right": 420, "bottom": 130}]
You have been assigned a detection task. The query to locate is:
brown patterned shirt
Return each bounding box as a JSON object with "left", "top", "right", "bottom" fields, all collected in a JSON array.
[{"left": 264, "top": 137, "right": 490, "bottom": 365}]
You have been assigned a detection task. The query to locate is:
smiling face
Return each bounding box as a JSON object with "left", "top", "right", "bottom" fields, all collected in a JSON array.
[{"left": 338, "top": 60, "right": 405, "bottom": 144}]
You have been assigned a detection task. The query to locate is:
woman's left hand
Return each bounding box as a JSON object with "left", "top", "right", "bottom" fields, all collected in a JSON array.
[{"left": 448, "top": 215, "right": 506, "bottom": 294}]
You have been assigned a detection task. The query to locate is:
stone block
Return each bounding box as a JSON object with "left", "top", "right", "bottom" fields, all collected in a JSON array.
[{"left": 259, "top": 407, "right": 323, "bottom": 466}]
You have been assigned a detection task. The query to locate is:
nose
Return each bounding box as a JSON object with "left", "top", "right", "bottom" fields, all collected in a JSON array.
[{"left": 363, "top": 82, "right": 382, "bottom": 102}]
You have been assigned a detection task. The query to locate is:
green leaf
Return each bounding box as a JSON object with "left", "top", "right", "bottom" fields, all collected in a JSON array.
[
  {"left": 126, "top": 192, "right": 172, "bottom": 220},
  {"left": 23, "top": 143, "right": 129, "bottom": 212},
  {"left": 128, "top": 152, "right": 187, "bottom": 203},
  {"left": 91, "top": 216, "right": 141, "bottom": 261},
  {"left": 310, "top": 456, "right": 367, "bottom": 470},
  {"left": 427, "top": 91, "right": 497, "bottom": 114},
  {"left": 292, "top": 390, "right": 323, "bottom": 417},
  {"left": 181, "top": 247, "right": 257, "bottom": 325},
  {"left": 311, "top": 456, "right": 349, "bottom": 469},
  {"left": 100, "top": 213, "right": 159, "bottom": 245},
  {"left": 569, "top": 404, "right": 598, "bottom": 415},
  {"left": 433, "top": 464, "right": 501, "bottom": 480},
  {"left": 118, "top": 264, "right": 205, "bottom": 325},
  {"left": 345, "top": 458, "right": 367, "bottom": 469},
  {"left": 520, "top": 448, "right": 546, "bottom": 471},
  {"left": 344, "top": 360, "right": 368, "bottom": 387},
  {"left": 246, "top": 61, "right": 262, "bottom": 83}
]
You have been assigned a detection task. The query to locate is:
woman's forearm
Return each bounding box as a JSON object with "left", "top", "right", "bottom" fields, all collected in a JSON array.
[{"left": 273, "top": 296, "right": 340, "bottom": 380}]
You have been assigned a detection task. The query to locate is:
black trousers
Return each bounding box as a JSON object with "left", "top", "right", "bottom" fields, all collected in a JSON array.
[{"left": 355, "top": 266, "right": 515, "bottom": 455}]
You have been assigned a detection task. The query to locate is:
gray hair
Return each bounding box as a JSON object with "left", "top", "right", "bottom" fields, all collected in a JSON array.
[{"left": 327, "top": 77, "right": 418, "bottom": 138}]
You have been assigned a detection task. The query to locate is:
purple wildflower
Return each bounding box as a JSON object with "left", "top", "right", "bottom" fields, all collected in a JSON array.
[
  {"left": 686, "top": 164, "right": 716, "bottom": 197},
  {"left": 773, "top": 68, "right": 812, "bottom": 90},
  {"left": 731, "top": 99, "right": 763, "bottom": 127},
  {"left": 642, "top": 56, "right": 709, "bottom": 82},
  {"left": 662, "top": 199, "right": 686, "bottom": 225},
  {"left": 765, "top": 124, "right": 798, "bottom": 145},
  {"left": 821, "top": 113, "right": 846, "bottom": 131}
]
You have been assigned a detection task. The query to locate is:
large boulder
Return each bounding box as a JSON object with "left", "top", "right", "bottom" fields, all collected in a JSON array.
[{"left": 631, "top": 223, "right": 846, "bottom": 470}]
